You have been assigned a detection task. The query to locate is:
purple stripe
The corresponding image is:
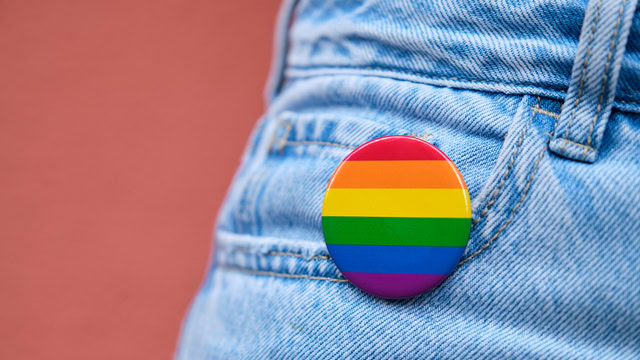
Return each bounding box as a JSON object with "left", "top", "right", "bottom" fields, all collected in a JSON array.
[{"left": 342, "top": 272, "right": 449, "bottom": 299}]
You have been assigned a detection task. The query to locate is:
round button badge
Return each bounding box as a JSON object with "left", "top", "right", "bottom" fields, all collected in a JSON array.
[{"left": 322, "top": 135, "right": 471, "bottom": 298}]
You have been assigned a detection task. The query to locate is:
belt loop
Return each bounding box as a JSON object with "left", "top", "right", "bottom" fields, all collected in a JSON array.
[
  {"left": 550, "top": 0, "right": 638, "bottom": 163},
  {"left": 264, "top": 0, "right": 299, "bottom": 105}
]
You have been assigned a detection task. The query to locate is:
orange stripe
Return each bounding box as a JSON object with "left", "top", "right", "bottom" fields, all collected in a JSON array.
[{"left": 328, "top": 160, "right": 465, "bottom": 189}]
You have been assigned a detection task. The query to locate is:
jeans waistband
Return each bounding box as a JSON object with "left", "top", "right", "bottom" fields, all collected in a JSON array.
[{"left": 271, "top": 0, "right": 640, "bottom": 111}]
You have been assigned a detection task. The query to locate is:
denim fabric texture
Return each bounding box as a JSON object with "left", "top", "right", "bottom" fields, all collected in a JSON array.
[
  {"left": 550, "top": 0, "right": 639, "bottom": 162},
  {"left": 177, "top": 1, "right": 640, "bottom": 358}
]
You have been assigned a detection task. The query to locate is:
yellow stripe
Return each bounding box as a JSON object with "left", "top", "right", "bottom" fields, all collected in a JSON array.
[{"left": 322, "top": 188, "right": 471, "bottom": 218}]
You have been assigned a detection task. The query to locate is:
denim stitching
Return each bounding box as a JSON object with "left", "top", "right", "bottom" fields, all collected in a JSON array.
[
  {"left": 280, "top": 133, "right": 432, "bottom": 150},
  {"left": 532, "top": 107, "right": 561, "bottom": 119},
  {"left": 285, "top": 67, "right": 640, "bottom": 108},
  {"left": 287, "top": 66, "right": 569, "bottom": 92},
  {"left": 562, "top": 0, "right": 603, "bottom": 152},
  {"left": 269, "top": 118, "right": 358, "bottom": 153},
  {"left": 283, "top": 140, "right": 356, "bottom": 150},
  {"left": 220, "top": 264, "right": 348, "bottom": 283},
  {"left": 233, "top": 247, "right": 331, "bottom": 260},
  {"left": 270, "top": 120, "right": 433, "bottom": 153},
  {"left": 409, "top": 132, "right": 434, "bottom": 142},
  {"left": 278, "top": 122, "right": 294, "bottom": 154},
  {"left": 583, "top": 0, "right": 627, "bottom": 161},
  {"left": 471, "top": 97, "right": 540, "bottom": 227},
  {"left": 557, "top": 138, "right": 596, "bottom": 151},
  {"left": 269, "top": 251, "right": 330, "bottom": 260},
  {"left": 459, "top": 113, "right": 560, "bottom": 265},
  {"left": 266, "top": 119, "right": 282, "bottom": 151},
  {"left": 618, "top": 99, "right": 640, "bottom": 104}
]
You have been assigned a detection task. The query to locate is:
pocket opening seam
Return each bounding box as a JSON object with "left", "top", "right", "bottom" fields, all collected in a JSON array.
[
  {"left": 469, "top": 98, "right": 541, "bottom": 230},
  {"left": 459, "top": 104, "right": 561, "bottom": 265}
]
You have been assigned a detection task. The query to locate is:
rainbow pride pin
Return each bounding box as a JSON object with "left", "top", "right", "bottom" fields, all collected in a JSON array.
[{"left": 322, "top": 135, "right": 471, "bottom": 298}]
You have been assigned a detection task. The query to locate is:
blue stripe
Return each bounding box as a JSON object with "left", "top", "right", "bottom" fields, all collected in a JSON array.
[{"left": 327, "top": 244, "right": 465, "bottom": 275}]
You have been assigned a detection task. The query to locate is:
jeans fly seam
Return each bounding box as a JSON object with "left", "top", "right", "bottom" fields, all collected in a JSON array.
[
  {"left": 471, "top": 98, "right": 540, "bottom": 228},
  {"left": 562, "top": 0, "right": 603, "bottom": 151},
  {"left": 219, "top": 264, "right": 348, "bottom": 283},
  {"left": 460, "top": 113, "right": 559, "bottom": 265},
  {"left": 584, "top": 0, "right": 627, "bottom": 161}
]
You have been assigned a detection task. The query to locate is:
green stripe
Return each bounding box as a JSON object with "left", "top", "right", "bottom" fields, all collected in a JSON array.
[{"left": 322, "top": 216, "right": 471, "bottom": 247}]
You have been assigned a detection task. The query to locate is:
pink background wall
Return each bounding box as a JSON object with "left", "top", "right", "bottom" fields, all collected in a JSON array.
[{"left": 0, "top": 0, "right": 281, "bottom": 358}]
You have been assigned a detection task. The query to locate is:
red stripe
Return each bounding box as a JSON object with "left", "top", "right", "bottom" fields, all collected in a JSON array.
[{"left": 344, "top": 136, "right": 449, "bottom": 161}]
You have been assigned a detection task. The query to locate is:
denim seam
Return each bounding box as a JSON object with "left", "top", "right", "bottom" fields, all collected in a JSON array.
[
  {"left": 280, "top": 136, "right": 432, "bottom": 151},
  {"left": 285, "top": 140, "right": 356, "bottom": 150},
  {"left": 279, "top": 121, "right": 294, "bottom": 153},
  {"left": 270, "top": 118, "right": 358, "bottom": 153},
  {"left": 407, "top": 132, "right": 434, "bottom": 142},
  {"left": 269, "top": 118, "right": 433, "bottom": 153},
  {"left": 219, "top": 264, "right": 348, "bottom": 283},
  {"left": 287, "top": 65, "right": 569, "bottom": 92},
  {"left": 618, "top": 99, "right": 640, "bottom": 104},
  {"left": 459, "top": 110, "right": 560, "bottom": 265},
  {"left": 584, "top": 0, "right": 627, "bottom": 161},
  {"left": 562, "top": 0, "right": 603, "bottom": 151},
  {"left": 233, "top": 247, "right": 331, "bottom": 260},
  {"left": 471, "top": 98, "right": 541, "bottom": 228},
  {"left": 556, "top": 138, "right": 597, "bottom": 151},
  {"left": 532, "top": 107, "right": 561, "bottom": 119},
  {"left": 288, "top": 65, "right": 640, "bottom": 107}
]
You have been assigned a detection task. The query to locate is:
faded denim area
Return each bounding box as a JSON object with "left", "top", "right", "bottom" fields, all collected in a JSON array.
[
  {"left": 178, "top": 1, "right": 640, "bottom": 359},
  {"left": 285, "top": 0, "right": 640, "bottom": 109}
]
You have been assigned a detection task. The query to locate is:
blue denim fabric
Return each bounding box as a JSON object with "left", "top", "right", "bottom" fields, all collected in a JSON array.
[
  {"left": 550, "top": 0, "right": 639, "bottom": 162},
  {"left": 177, "top": 1, "right": 640, "bottom": 359}
]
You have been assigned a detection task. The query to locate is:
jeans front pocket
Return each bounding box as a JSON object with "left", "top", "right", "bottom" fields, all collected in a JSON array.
[
  {"left": 215, "top": 75, "right": 558, "bottom": 273},
  {"left": 179, "top": 76, "right": 581, "bottom": 360},
  {"left": 461, "top": 95, "right": 562, "bottom": 266}
]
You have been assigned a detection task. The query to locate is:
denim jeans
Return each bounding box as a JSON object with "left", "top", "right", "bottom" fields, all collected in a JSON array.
[{"left": 177, "top": 0, "right": 640, "bottom": 358}]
